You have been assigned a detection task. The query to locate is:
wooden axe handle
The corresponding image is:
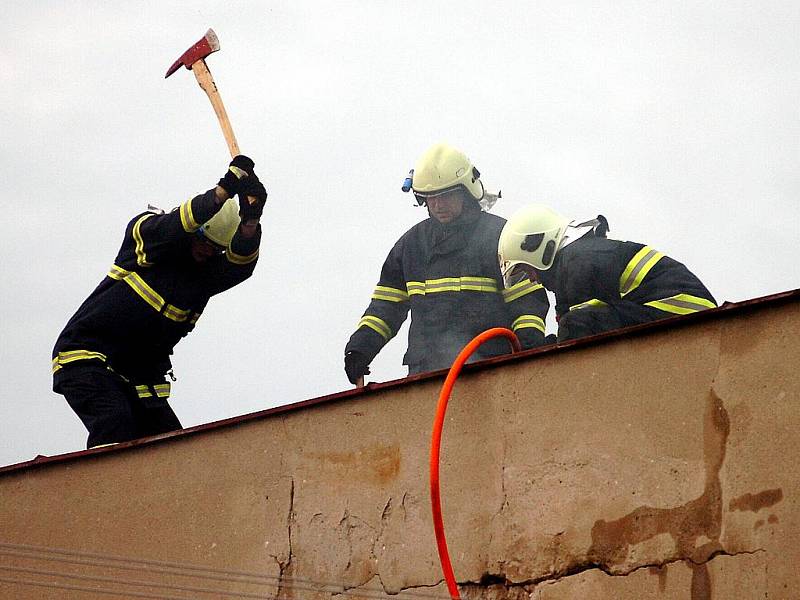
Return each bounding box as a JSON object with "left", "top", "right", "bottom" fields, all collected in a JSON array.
[{"left": 191, "top": 60, "right": 240, "bottom": 158}]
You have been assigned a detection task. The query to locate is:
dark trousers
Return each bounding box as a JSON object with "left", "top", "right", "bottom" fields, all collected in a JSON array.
[
  {"left": 557, "top": 302, "right": 671, "bottom": 342},
  {"left": 57, "top": 364, "right": 182, "bottom": 449}
]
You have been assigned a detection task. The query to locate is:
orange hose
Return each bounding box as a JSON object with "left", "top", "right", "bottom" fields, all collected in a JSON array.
[{"left": 429, "top": 328, "right": 521, "bottom": 600}]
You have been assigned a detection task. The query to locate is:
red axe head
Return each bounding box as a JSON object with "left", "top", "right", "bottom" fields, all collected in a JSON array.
[{"left": 165, "top": 29, "right": 220, "bottom": 78}]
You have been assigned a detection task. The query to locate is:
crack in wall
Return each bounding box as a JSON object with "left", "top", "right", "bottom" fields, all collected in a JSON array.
[
  {"left": 274, "top": 476, "right": 295, "bottom": 599},
  {"left": 454, "top": 548, "right": 765, "bottom": 593}
]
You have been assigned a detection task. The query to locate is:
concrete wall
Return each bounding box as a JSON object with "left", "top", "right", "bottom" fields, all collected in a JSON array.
[{"left": 1, "top": 293, "right": 798, "bottom": 599}]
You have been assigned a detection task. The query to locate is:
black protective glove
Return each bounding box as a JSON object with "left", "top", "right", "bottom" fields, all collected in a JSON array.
[
  {"left": 344, "top": 351, "right": 371, "bottom": 385},
  {"left": 238, "top": 174, "right": 268, "bottom": 222},
  {"left": 217, "top": 155, "right": 255, "bottom": 197}
]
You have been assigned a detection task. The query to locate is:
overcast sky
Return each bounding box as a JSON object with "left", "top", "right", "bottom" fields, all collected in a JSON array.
[{"left": 1, "top": 1, "right": 798, "bottom": 467}]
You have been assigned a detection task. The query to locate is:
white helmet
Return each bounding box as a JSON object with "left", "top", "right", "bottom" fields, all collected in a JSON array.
[
  {"left": 498, "top": 204, "right": 570, "bottom": 278},
  {"left": 199, "top": 198, "right": 240, "bottom": 247},
  {"left": 411, "top": 143, "right": 484, "bottom": 203}
]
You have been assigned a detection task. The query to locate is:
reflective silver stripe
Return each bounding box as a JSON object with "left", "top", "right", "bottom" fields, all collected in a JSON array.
[
  {"left": 619, "top": 246, "right": 664, "bottom": 297},
  {"left": 372, "top": 285, "right": 409, "bottom": 303},
  {"left": 644, "top": 294, "right": 716, "bottom": 315},
  {"left": 511, "top": 315, "right": 546, "bottom": 334},
  {"left": 405, "top": 277, "right": 499, "bottom": 296},
  {"left": 503, "top": 279, "right": 544, "bottom": 303},
  {"left": 358, "top": 315, "right": 392, "bottom": 340},
  {"left": 569, "top": 299, "right": 609, "bottom": 312}
]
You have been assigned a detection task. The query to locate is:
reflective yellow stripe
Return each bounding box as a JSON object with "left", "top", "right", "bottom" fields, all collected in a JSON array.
[
  {"left": 190, "top": 312, "right": 202, "bottom": 325},
  {"left": 162, "top": 304, "right": 192, "bottom": 323},
  {"left": 619, "top": 246, "right": 664, "bottom": 297},
  {"left": 154, "top": 383, "right": 171, "bottom": 398},
  {"left": 226, "top": 247, "right": 259, "bottom": 265},
  {"left": 372, "top": 285, "right": 409, "bottom": 303},
  {"left": 644, "top": 294, "right": 716, "bottom": 315},
  {"left": 358, "top": 315, "right": 392, "bottom": 340},
  {"left": 132, "top": 214, "right": 155, "bottom": 267},
  {"left": 405, "top": 277, "right": 500, "bottom": 296},
  {"left": 136, "top": 385, "right": 153, "bottom": 398},
  {"left": 52, "top": 350, "right": 108, "bottom": 373},
  {"left": 406, "top": 281, "right": 426, "bottom": 296},
  {"left": 511, "top": 315, "right": 546, "bottom": 334},
  {"left": 179, "top": 198, "right": 200, "bottom": 232},
  {"left": 123, "top": 272, "right": 165, "bottom": 313},
  {"left": 569, "top": 298, "right": 609, "bottom": 312},
  {"left": 502, "top": 279, "right": 544, "bottom": 303},
  {"left": 113, "top": 268, "right": 193, "bottom": 323},
  {"left": 108, "top": 265, "right": 130, "bottom": 281},
  {"left": 228, "top": 166, "right": 248, "bottom": 179}
]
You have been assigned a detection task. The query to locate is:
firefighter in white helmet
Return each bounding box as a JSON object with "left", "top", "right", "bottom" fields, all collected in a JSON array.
[
  {"left": 344, "top": 143, "right": 549, "bottom": 382},
  {"left": 52, "top": 156, "right": 267, "bottom": 448},
  {"left": 498, "top": 203, "right": 717, "bottom": 341}
]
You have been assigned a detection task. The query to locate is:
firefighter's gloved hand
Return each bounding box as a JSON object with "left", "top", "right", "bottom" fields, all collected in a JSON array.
[
  {"left": 238, "top": 174, "right": 267, "bottom": 222},
  {"left": 344, "top": 351, "right": 370, "bottom": 385},
  {"left": 217, "top": 155, "right": 255, "bottom": 197}
]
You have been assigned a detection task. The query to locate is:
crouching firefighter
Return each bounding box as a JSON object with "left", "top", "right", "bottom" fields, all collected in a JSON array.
[
  {"left": 52, "top": 156, "right": 267, "bottom": 448},
  {"left": 344, "top": 143, "right": 549, "bottom": 384},
  {"left": 497, "top": 203, "right": 717, "bottom": 342}
]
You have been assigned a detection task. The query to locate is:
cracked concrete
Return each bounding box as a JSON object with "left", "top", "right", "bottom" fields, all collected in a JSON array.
[{"left": 1, "top": 299, "right": 798, "bottom": 599}]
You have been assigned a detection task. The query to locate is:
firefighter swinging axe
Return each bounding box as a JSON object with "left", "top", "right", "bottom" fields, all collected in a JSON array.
[{"left": 165, "top": 28, "right": 240, "bottom": 158}]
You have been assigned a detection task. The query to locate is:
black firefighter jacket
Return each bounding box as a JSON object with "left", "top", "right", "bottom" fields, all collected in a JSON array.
[
  {"left": 537, "top": 229, "right": 716, "bottom": 338},
  {"left": 345, "top": 208, "right": 549, "bottom": 374},
  {"left": 52, "top": 189, "right": 260, "bottom": 395}
]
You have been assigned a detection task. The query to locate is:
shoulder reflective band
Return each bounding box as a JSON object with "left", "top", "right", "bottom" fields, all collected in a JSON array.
[
  {"left": 227, "top": 247, "right": 259, "bottom": 265},
  {"left": 502, "top": 279, "right": 544, "bottom": 303},
  {"left": 406, "top": 276, "right": 500, "bottom": 296},
  {"left": 511, "top": 314, "right": 546, "bottom": 334},
  {"left": 357, "top": 315, "right": 392, "bottom": 340},
  {"left": 619, "top": 246, "right": 664, "bottom": 297},
  {"left": 107, "top": 265, "right": 193, "bottom": 323},
  {"left": 569, "top": 298, "right": 609, "bottom": 312},
  {"left": 644, "top": 294, "right": 716, "bottom": 315},
  {"left": 52, "top": 350, "right": 108, "bottom": 373},
  {"left": 179, "top": 197, "right": 201, "bottom": 232},
  {"left": 132, "top": 214, "right": 155, "bottom": 267},
  {"left": 372, "top": 285, "right": 410, "bottom": 303}
]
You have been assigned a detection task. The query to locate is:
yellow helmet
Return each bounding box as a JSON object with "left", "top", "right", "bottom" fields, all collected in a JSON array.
[
  {"left": 498, "top": 204, "right": 570, "bottom": 276},
  {"left": 200, "top": 198, "right": 240, "bottom": 247},
  {"left": 411, "top": 143, "right": 484, "bottom": 203}
]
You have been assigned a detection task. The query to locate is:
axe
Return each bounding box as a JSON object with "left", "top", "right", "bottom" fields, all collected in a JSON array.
[{"left": 165, "top": 29, "right": 240, "bottom": 158}]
